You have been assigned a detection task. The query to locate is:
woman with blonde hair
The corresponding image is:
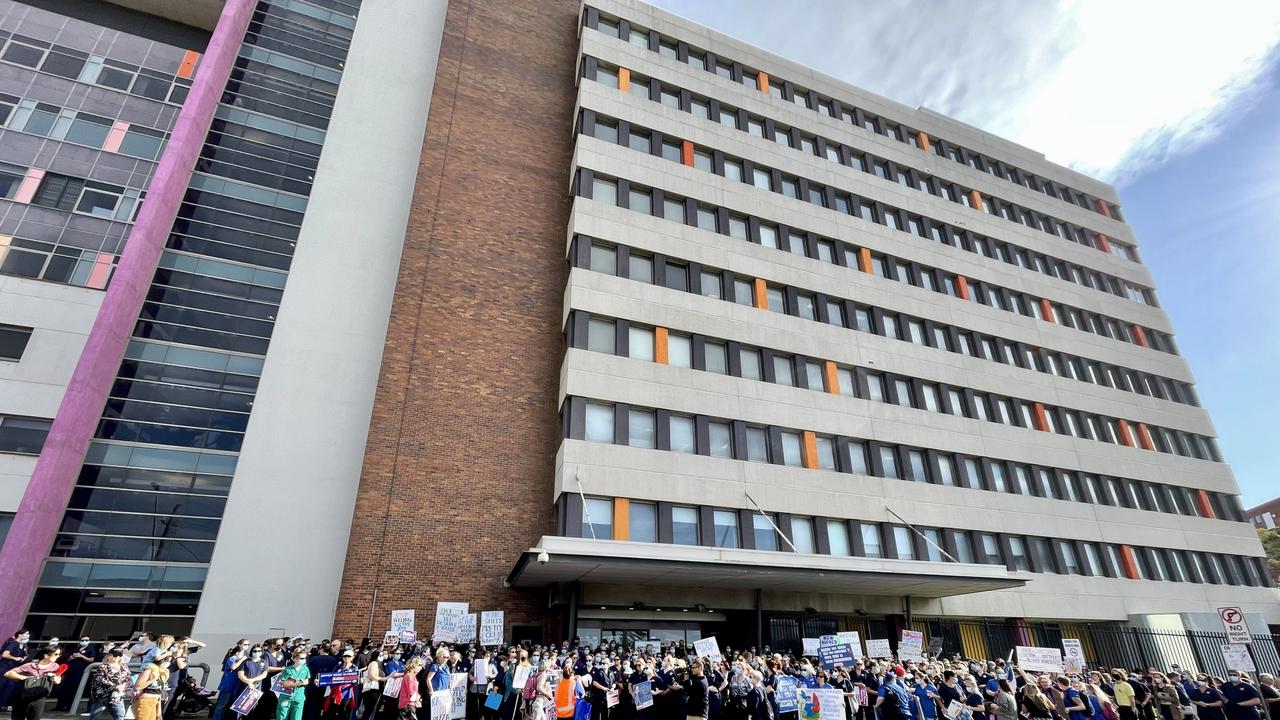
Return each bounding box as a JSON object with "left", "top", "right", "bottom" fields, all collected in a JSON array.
[
  {"left": 1021, "top": 682, "right": 1054, "bottom": 720},
  {"left": 398, "top": 657, "right": 425, "bottom": 720},
  {"left": 133, "top": 655, "right": 172, "bottom": 720}
]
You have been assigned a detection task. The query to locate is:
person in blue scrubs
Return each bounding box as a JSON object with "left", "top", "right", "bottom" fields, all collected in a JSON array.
[{"left": 1219, "top": 673, "right": 1261, "bottom": 720}]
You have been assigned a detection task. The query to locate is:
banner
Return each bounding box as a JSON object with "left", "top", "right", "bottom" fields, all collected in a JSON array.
[
  {"left": 391, "top": 609, "right": 416, "bottom": 635},
  {"left": 802, "top": 638, "right": 821, "bottom": 657},
  {"left": 232, "top": 686, "right": 262, "bottom": 716},
  {"left": 634, "top": 681, "right": 654, "bottom": 710},
  {"left": 693, "top": 637, "right": 722, "bottom": 662},
  {"left": 430, "top": 691, "right": 453, "bottom": 720},
  {"left": 1016, "top": 646, "right": 1063, "bottom": 673},
  {"left": 480, "top": 611, "right": 505, "bottom": 646},
  {"left": 1221, "top": 644, "right": 1256, "bottom": 672},
  {"left": 450, "top": 674, "right": 468, "bottom": 720},
  {"left": 836, "top": 631, "right": 863, "bottom": 658},
  {"left": 798, "top": 687, "right": 844, "bottom": 720},
  {"left": 317, "top": 671, "right": 360, "bottom": 687},
  {"left": 399, "top": 631, "right": 417, "bottom": 644},
  {"left": 433, "top": 602, "right": 469, "bottom": 643},
  {"left": 636, "top": 641, "right": 661, "bottom": 655},
  {"left": 1062, "top": 639, "right": 1085, "bottom": 673},
  {"left": 776, "top": 676, "right": 798, "bottom": 713},
  {"left": 817, "top": 635, "right": 856, "bottom": 669},
  {"left": 458, "top": 614, "right": 477, "bottom": 643},
  {"left": 899, "top": 630, "right": 924, "bottom": 662},
  {"left": 865, "top": 639, "right": 892, "bottom": 659}
]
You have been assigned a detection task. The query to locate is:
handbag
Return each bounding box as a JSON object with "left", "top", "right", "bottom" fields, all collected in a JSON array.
[
  {"left": 573, "top": 699, "right": 592, "bottom": 720},
  {"left": 21, "top": 675, "right": 55, "bottom": 701}
]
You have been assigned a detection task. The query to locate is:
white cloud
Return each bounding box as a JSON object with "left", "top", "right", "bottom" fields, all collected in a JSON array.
[{"left": 649, "top": 0, "right": 1280, "bottom": 183}]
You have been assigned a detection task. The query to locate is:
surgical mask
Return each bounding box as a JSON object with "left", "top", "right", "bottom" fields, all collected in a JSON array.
[
  {"left": 394, "top": 654, "right": 402, "bottom": 660},
  {"left": 105, "top": 644, "right": 116, "bottom": 653},
  {"left": 1228, "top": 675, "right": 1239, "bottom": 683},
  {"left": 252, "top": 651, "right": 263, "bottom": 659},
  {"left": 80, "top": 640, "right": 90, "bottom": 647},
  {"left": 49, "top": 637, "right": 60, "bottom": 646},
  {"left": 295, "top": 659, "right": 306, "bottom": 667},
  {"left": 240, "top": 643, "right": 250, "bottom": 651},
  {"left": 17, "top": 635, "right": 29, "bottom": 643}
]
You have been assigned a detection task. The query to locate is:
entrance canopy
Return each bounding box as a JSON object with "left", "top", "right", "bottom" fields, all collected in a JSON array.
[{"left": 506, "top": 536, "right": 1026, "bottom": 598}]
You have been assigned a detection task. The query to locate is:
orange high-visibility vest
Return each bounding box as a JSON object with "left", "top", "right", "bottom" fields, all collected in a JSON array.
[{"left": 555, "top": 679, "right": 577, "bottom": 718}]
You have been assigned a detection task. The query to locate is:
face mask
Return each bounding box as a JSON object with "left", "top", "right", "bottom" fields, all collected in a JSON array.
[
  {"left": 295, "top": 659, "right": 306, "bottom": 667},
  {"left": 252, "top": 651, "right": 263, "bottom": 659},
  {"left": 240, "top": 644, "right": 250, "bottom": 651},
  {"left": 1228, "top": 675, "right": 1239, "bottom": 683},
  {"left": 394, "top": 654, "right": 402, "bottom": 661},
  {"left": 105, "top": 644, "right": 115, "bottom": 652},
  {"left": 80, "top": 640, "right": 90, "bottom": 647},
  {"left": 17, "top": 635, "right": 29, "bottom": 643},
  {"left": 50, "top": 638, "right": 60, "bottom": 646}
]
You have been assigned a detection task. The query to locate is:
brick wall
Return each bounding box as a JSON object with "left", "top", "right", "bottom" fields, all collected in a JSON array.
[{"left": 332, "top": 0, "right": 579, "bottom": 640}]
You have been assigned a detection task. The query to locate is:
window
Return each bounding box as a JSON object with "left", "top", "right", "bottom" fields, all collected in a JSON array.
[
  {"left": 628, "top": 409, "right": 656, "bottom": 448},
  {"left": 629, "top": 186, "right": 652, "bottom": 215},
  {"left": 701, "top": 271, "right": 723, "bottom": 299},
  {"left": 1032, "top": 537, "right": 1057, "bottom": 572},
  {"left": 860, "top": 523, "right": 882, "bottom": 558},
  {"left": 589, "top": 243, "right": 616, "bottom": 274},
  {"left": 582, "top": 498, "right": 613, "bottom": 539},
  {"left": 584, "top": 402, "right": 614, "bottom": 443},
  {"left": 740, "top": 347, "right": 762, "bottom": 381},
  {"left": 586, "top": 318, "right": 615, "bottom": 354},
  {"left": 773, "top": 354, "right": 794, "bottom": 386},
  {"left": 672, "top": 506, "right": 699, "bottom": 545},
  {"left": 668, "top": 333, "right": 692, "bottom": 368},
  {"left": 2, "top": 40, "right": 46, "bottom": 67},
  {"left": 629, "top": 254, "right": 654, "bottom": 283},
  {"left": 780, "top": 431, "right": 803, "bottom": 466},
  {"left": 32, "top": 173, "right": 86, "bottom": 212},
  {"left": 753, "top": 514, "right": 778, "bottom": 551},
  {"left": 758, "top": 223, "right": 778, "bottom": 248},
  {"left": 865, "top": 372, "right": 884, "bottom": 402},
  {"left": 790, "top": 517, "right": 815, "bottom": 553},
  {"left": 952, "top": 532, "right": 975, "bottom": 563},
  {"left": 705, "top": 341, "right": 728, "bottom": 374},
  {"left": 879, "top": 446, "right": 899, "bottom": 479},
  {"left": 766, "top": 286, "right": 784, "bottom": 313},
  {"left": 592, "top": 177, "right": 617, "bottom": 206},
  {"left": 922, "top": 529, "right": 944, "bottom": 561},
  {"left": 848, "top": 441, "right": 868, "bottom": 475},
  {"left": 906, "top": 450, "right": 928, "bottom": 482},
  {"left": 630, "top": 502, "right": 657, "bottom": 542},
  {"left": 0, "top": 325, "right": 33, "bottom": 361},
  {"left": 1007, "top": 537, "right": 1031, "bottom": 571},
  {"left": 629, "top": 128, "right": 651, "bottom": 152},
  {"left": 936, "top": 454, "right": 957, "bottom": 486},
  {"left": 828, "top": 521, "right": 851, "bottom": 556},
  {"left": 978, "top": 534, "right": 1002, "bottom": 564},
  {"left": 0, "top": 416, "right": 51, "bottom": 454},
  {"left": 696, "top": 205, "right": 717, "bottom": 232},
  {"left": 1060, "top": 541, "right": 1082, "bottom": 575},
  {"left": 670, "top": 415, "right": 695, "bottom": 453},
  {"left": 893, "top": 526, "right": 915, "bottom": 560},
  {"left": 815, "top": 436, "right": 836, "bottom": 470},
  {"left": 745, "top": 426, "right": 769, "bottom": 462},
  {"left": 708, "top": 420, "right": 733, "bottom": 458},
  {"left": 713, "top": 510, "right": 739, "bottom": 548},
  {"left": 628, "top": 326, "right": 654, "bottom": 361}
]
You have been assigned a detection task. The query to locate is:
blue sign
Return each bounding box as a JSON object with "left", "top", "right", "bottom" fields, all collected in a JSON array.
[
  {"left": 776, "top": 676, "right": 798, "bottom": 713},
  {"left": 634, "top": 681, "right": 654, "bottom": 710},
  {"left": 317, "top": 671, "right": 360, "bottom": 687},
  {"left": 817, "top": 638, "right": 855, "bottom": 670}
]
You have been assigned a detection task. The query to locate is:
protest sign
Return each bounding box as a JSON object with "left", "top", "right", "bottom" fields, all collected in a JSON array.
[
  {"left": 1062, "top": 639, "right": 1085, "bottom": 673},
  {"left": 383, "top": 632, "right": 400, "bottom": 646},
  {"left": 383, "top": 677, "right": 403, "bottom": 698},
  {"left": 512, "top": 665, "right": 531, "bottom": 693},
  {"left": 776, "top": 676, "right": 798, "bottom": 713},
  {"left": 636, "top": 640, "right": 661, "bottom": 655},
  {"left": 1016, "top": 646, "right": 1063, "bottom": 673},
  {"left": 607, "top": 690, "right": 620, "bottom": 708},
  {"left": 899, "top": 630, "right": 924, "bottom": 662},
  {"left": 865, "top": 639, "right": 892, "bottom": 659},
  {"left": 836, "top": 631, "right": 863, "bottom": 658},
  {"left": 473, "top": 659, "right": 489, "bottom": 685},
  {"left": 802, "top": 638, "right": 821, "bottom": 657},
  {"left": 458, "top": 614, "right": 477, "bottom": 643},
  {"left": 817, "top": 635, "right": 856, "bottom": 669},
  {"left": 480, "top": 611, "right": 505, "bottom": 646},
  {"left": 944, "top": 701, "right": 965, "bottom": 720},
  {"left": 317, "top": 671, "right": 360, "bottom": 687},
  {"left": 232, "top": 687, "right": 262, "bottom": 716},
  {"left": 433, "top": 602, "right": 469, "bottom": 643},
  {"left": 451, "top": 674, "right": 468, "bottom": 720},
  {"left": 926, "top": 637, "right": 944, "bottom": 657},
  {"left": 399, "top": 631, "right": 417, "bottom": 644},
  {"left": 1221, "top": 644, "right": 1256, "bottom": 672},
  {"left": 798, "top": 687, "right": 844, "bottom": 720},
  {"left": 693, "top": 637, "right": 722, "bottom": 662},
  {"left": 430, "top": 691, "right": 453, "bottom": 720},
  {"left": 634, "top": 681, "right": 654, "bottom": 710},
  {"left": 391, "top": 609, "right": 415, "bottom": 635}
]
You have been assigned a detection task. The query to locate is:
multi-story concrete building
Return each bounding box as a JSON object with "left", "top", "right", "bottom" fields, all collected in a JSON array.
[
  {"left": 0, "top": 0, "right": 1275, "bottom": 662},
  {"left": 1246, "top": 498, "right": 1280, "bottom": 530}
]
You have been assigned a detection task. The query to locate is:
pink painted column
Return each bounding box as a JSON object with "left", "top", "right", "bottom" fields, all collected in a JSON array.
[{"left": 0, "top": 0, "right": 258, "bottom": 636}]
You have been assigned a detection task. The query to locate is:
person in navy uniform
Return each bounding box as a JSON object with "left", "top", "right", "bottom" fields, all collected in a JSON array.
[
  {"left": 1189, "top": 676, "right": 1226, "bottom": 720},
  {"left": 590, "top": 655, "right": 615, "bottom": 720},
  {"left": 1220, "top": 672, "right": 1262, "bottom": 720}
]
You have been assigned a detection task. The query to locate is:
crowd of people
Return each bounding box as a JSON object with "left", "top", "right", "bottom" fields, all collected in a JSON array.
[{"left": 0, "top": 631, "right": 1276, "bottom": 720}]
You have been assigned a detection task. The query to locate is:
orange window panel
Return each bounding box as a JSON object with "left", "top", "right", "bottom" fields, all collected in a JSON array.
[
  {"left": 1096, "top": 199, "right": 1112, "bottom": 218},
  {"left": 801, "top": 431, "right": 819, "bottom": 470},
  {"left": 618, "top": 67, "right": 631, "bottom": 92},
  {"left": 1032, "top": 403, "right": 1050, "bottom": 432},
  {"left": 1040, "top": 298, "right": 1055, "bottom": 323},
  {"left": 968, "top": 189, "right": 984, "bottom": 211},
  {"left": 956, "top": 275, "right": 971, "bottom": 301},
  {"left": 681, "top": 140, "right": 694, "bottom": 167},
  {"left": 1120, "top": 545, "right": 1140, "bottom": 579},
  {"left": 1114, "top": 419, "right": 1135, "bottom": 448},
  {"left": 1196, "top": 490, "right": 1216, "bottom": 519},
  {"left": 1095, "top": 234, "right": 1111, "bottom": 253},
  {"left": 1136, "top": 423, "right": 1156, "bottom": 451},
  {"left": 823, "top": 361, "right": 840, "bottom": 395},
  {"left": 756, "top": 71, "right": 769, "bottom": 93},
  {"left": 613, "top": 498, "right": 630, "bottom": 541},
  {"left": 177, "top": 50, "right": 201, "bottom": 79},
  {"left": 1131, "top": 324, "right": 1148, "bottom": 348},
  {"left": 752, "top": 278, "right": 768, "bottom": 310},
  {"left": 654, "top": 327, "right": 669, "bottom": 365},
  {"left": 917, "top": 131, "right": 931, "bottom": 152},
  {"left": 857, "top": 247, "right": 872, "bottom": 274}
]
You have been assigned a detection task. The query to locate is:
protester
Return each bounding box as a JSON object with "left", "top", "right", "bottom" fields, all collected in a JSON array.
[
  {"left": 52, "top": 636, "right": 98, "bottom": 713},
  {"left": 555, "top": 664, "right": 582, "bottom": 720},
  {"left": 0, "top": 630, "right": 31, "bottom": 710},
  {"left": 132, "top": 653, "right": 171, "bottom": 720},
  {"left": 398, "top": 658, "right": 424, "bottom": 720},
  {"left": 1221, "top": 671, "right": 1262, "bottom": 720},
  {"left": 1259, "top": 674, "right": 1279, "bottom": 720},
  {"left": 3, "top": 645, "right": 61, "bottom": 720},
  {"left": 88, "top": 648, "right": 130, "bottom": 720}
]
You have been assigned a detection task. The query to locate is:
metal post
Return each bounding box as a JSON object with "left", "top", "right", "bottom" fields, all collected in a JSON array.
[
  {"left": 567, "top": 581, "right": 580, "bottom": 642},
  {"left": 367, "top": 587, "right": 378, "bottom": 638},
  {"left": 904, "top": 596, "right": 912, "bottom": 627},
  {"left": 755, "top": 589, "right": 764, "bottom": 650},
  {"left": 70, "top": 661, "right": 101, "bottom": 714}
]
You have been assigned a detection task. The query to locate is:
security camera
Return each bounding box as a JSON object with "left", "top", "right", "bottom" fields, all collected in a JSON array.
[{"left": 537, "top": 551, "right": 550, "bottom": 565}]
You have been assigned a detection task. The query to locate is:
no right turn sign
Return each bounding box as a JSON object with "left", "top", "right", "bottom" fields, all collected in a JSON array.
[{"left": 1218, "top": 606, "right": 1252, "bottom": 644}]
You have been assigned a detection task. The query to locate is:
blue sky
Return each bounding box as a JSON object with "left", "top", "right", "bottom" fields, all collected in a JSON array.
[{"left": 650, "top": 0, "right": 1280, "bottom": 506}]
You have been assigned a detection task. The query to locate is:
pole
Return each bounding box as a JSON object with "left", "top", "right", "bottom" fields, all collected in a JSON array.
[
  {"left": 366, "top": 587, "right": 378, "bottom": 638},
  {"left": 745, "top": 492, "right": 798, "bottom": 553},
  {"left": 885, "top": 507, "right": 959, "bottom": 563},
  {"left": 576, "top": 471, "right": 596, "bottom": 540},
  {"left": 755, "top": 589, "right": 764, "bottom": 650},
  {"left": 568, "top": 582, "right": 580, "bottom": 642}
]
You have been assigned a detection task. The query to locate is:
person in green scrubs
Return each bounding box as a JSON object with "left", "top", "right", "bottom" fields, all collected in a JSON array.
[{"left": 277, "top": 650, "right": 312, "bottom": 720}]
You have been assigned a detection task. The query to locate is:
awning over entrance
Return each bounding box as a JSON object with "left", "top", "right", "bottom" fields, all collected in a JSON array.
[{"left": 506, "top": 536, "right": 1027, "bottom": 598}]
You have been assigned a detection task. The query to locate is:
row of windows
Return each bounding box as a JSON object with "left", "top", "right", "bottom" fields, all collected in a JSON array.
[
  {"left": 0, "top": 414, "right": 52, "bottom": 455},
  {"left": 572, "top": 237, "right": 1219, "bottom": 464},
  {"left": 587, "top": 58, "right": 1138, "bottom": 270},
  {"left": 0, "top": 323, "right": 33, "bottom": 361},
  {"left": 579, "top": 166, "right": 1173, "bottom": 357},
  {"left": 581, "top": 108, "right": 1154, "bottom": 311},
  {"left": 0, "top": 94, "right": 168, "bottom": 160},
  {"left": 570, "top": 495, "right": 1269, "bottom": 588},
  {"left": 0, "top": 235, "right": 117, "bottom": 290},
  {"left": 586, "top": 10, "right": 1127, "bottom": 230},
  {"left": 0, "top": 31, "right": 192, "bottom": 106},
  {"left": 25, "top": 170, "right": 146, "bottom": 221},
  {"left": 568, "top": 310, "right": 1236, "bottom": 520},
  {"left": 562, "top": 395, "right": 1239, "bottom": 525},
  {"left": 573, "top": 211, "right": 1198, "bottom": 415}
]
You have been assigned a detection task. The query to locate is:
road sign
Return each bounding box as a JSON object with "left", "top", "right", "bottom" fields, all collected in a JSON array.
[{"left": 1218, "top": 606, "right": 1252, "bottom": 644}]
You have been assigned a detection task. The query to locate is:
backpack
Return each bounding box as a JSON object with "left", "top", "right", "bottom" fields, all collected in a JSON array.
[{"left": 522, "top": 671, "right": 540, "bottom": 701}]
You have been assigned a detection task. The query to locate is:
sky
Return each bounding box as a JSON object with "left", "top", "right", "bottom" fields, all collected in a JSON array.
[{"left": 649, "top": 0, "right": 1280, "bottom": 506}]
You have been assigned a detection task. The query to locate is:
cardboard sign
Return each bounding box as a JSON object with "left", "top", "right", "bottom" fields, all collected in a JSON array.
[
  {"left": 317, "top": 671, "right": 360, "bottom": 687},
  {"left": 391, "top": 609, "right": 416, "bottom": 635},
  {"left": 511, "top": 666, "right": 531, "bottom": 693},
  {"left": 606, "top": 690, "right": 620, "bottom": 708},
  {"left": 1221, "top": 644, "right": 1256, "bottom": 672},
  {"left": 383, "top": 632, "right": 400, "bottom": 647},
  {"left": 458, "top": 614, "right": 477, "bottom": 643},
  {"left": 473, "top": 659, "right": 489, "bottom": 685},
  {"left": 899, "top": 631, "right": 924, "bottom": 662},
  {"left": 383, "top": 677, "right": 403, "bottom": 698},
  {"left": 636, "top": 641, "right": 661, "bottom": 655},
  {"left": 1062, "top": 639, "right": 1085, "bottom": 673},
  {"left": 450, "top": 674, "right": 468, "bottom": 720},
  {"left": 399, "top": 630, "right": 417, "bottom": 643},
  {"left": 430, "top": 691, "right": 453, "bottom": 720},
  {"left": 693, "top": 637, "right": 722, "bottom": 662},
  {"left": 944, "top": 700, "right": 965, "bottom": 720},
  {"left": 634, "top": 681, "right": 654, "bottom": 710},
  {"left": 433, "top": 602, "right": 469, "bottom": 643},
  {"left": 836, "top": 632, "right": 863, "bottom": 657},
  {"left": 802, "top": 638, "right": 821, "bottom": 657},
  {"left": 798, "top": 687, "right": 844, "bottom": 720},
  {"left": 817, "top": 636, "right": 856, "bottom": 669},
  {"left": 776, "top": 676, "right": 799, "bottom": 713},
  {"left": 480, "top": 611, "right": 505, "bottom": 646},
  {"left": 926, "top": 637, "right": 944, "bottom": 657},
  {"left": 232, "top": 686, "right": 262, "bottom": 716},
  {"left": 865, "top": 639, "right": 892, "bottom": 659},
  {"left": 1016, "top": 646, "right": 1063, "bottom": 673},
  {"left": 1218, "top": 607, "right": 1252, "bottom": 644}
]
